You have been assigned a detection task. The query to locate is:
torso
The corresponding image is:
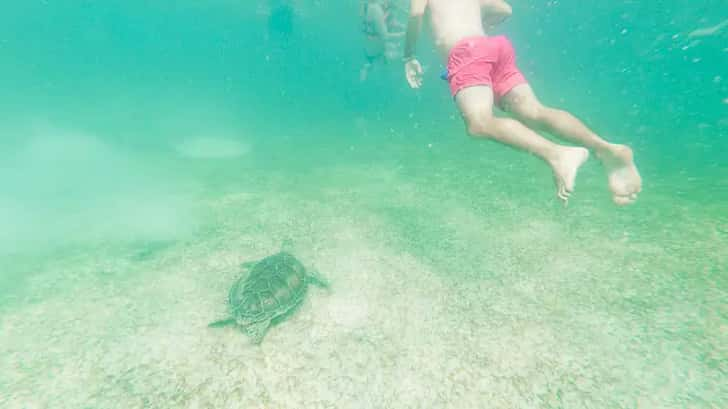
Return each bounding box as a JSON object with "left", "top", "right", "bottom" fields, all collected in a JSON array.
[
  {"left": 362, "top": 2, "right": 390, "bottom": 57},
  {"left": 362, "top": 3, "right": 391, "bottom": 37},
  {"left": 426, "top": 0, "right": 485, "bottom": 59}
]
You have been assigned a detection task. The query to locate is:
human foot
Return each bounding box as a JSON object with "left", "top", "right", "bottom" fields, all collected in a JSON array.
[
  {"left": 598, "top": 144, "right": 642, "bottom": 205},
  {"left": 549, "top": 147, "right": 590, "bottom": 205}
]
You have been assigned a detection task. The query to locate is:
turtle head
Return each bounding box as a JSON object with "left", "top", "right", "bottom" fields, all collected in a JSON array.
[{"left": 280, "top": 238, "right": 295, "bottom": 253}]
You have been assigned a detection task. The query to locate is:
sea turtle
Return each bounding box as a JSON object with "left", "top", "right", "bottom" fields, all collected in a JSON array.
[{"left": 208, "top": 242, "right": 329, "bottom": 344}]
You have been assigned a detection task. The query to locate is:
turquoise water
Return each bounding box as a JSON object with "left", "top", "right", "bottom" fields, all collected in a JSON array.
[{"left": 1, "top": 1, "right": 726, "bottom": 408}]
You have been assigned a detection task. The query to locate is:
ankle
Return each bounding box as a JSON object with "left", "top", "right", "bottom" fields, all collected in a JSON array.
[
  {"left": 597, "top": 143, "right": 630, "bottom": 162},
  {"left": 543, "top": 145, "right": 567, "bottom": 166},
  {"left": 594, "top": 141, "right": 616, "bottom": 157}
]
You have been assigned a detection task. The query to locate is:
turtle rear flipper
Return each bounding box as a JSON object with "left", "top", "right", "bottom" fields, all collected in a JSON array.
[
  {"left": 244, "top": 319, "right": 272, "bottom": 345},
  {"left": 208, "top": 318, "right": 236, "bottom": 328}
]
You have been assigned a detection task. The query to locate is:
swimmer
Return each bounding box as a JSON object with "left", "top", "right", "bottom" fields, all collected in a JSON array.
[
  {"left": 265, "top": 0, "right": 295, "bottom": 46},
  {"left": 403, "top": 0, "right": 642, "bottom": 205},
  {"left": 360, "top": 0, "right": 405, "bottom": 81}
]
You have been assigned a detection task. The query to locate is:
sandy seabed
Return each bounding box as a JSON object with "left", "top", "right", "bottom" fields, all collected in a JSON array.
[{"left": 2, "top": 164, "right": 726, "bottom": 409}]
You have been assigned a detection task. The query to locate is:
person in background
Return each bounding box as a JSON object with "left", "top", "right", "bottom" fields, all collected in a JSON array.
[
  {"left": 265, "top": 0, "right": 295, "bottom": 48},
  {"left": 360, "top": 0, "right": 405, "bottom": 81},
  {"left": 402, "top": 0, "right": 642, "bottom": 205}
]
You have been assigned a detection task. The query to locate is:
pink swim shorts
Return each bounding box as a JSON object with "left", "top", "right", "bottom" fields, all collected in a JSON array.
[{"left": 445, "top": 35, "right": 527, "bottom": 99}]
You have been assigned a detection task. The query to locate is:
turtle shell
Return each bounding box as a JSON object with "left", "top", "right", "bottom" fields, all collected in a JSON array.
[{"left": 229, "top": 252, "right": 308, "bottom": 325}]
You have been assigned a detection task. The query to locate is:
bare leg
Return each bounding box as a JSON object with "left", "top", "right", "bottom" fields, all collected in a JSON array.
[
  {"left": 360, "top": 62, "right": 372, "bottom": 82},
  {"left": 501, "top": 84, "right": 642, "bottom": 205},
  {"left": 456, "top": 86, "right": 589, "bottom": 203}
]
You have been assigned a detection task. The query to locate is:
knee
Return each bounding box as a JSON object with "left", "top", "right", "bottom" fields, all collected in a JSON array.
[
  {"left": 514, "top": 102, "right": 547, "bottom": 123},
  {"left": 464, "top": 115, "right": 496, "bottom": 138}
]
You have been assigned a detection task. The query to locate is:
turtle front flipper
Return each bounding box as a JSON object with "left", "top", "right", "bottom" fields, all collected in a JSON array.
[
  {"left": 208, "top": 318, "right": 236, "bottom": 328},
  {"left": 243, "top": 319, "right": 272, "bottom": 345},
  {"left": 306, "top": 270, "right": 330, "bottom": 289}
]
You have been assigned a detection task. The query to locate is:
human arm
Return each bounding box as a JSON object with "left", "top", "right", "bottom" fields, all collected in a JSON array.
[
  {"left": 403, "top": 0, "right": 427, "bottom": 88},
  {"left": 481, "top": 0, "right": 512, "bottom": 32},
  {"left": 403, "top": 0, "right": 427, "bottom": 61}
]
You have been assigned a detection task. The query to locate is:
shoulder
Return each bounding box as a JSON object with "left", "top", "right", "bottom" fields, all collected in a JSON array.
[
  {"left": 368, "top": 3, "right": 385, "bottom": 17},
  {"left": 410, "top": 0, "right": 428, "bottom": 15}
]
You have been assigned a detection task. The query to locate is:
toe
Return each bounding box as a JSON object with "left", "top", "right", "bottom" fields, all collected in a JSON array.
[{"left": 558, "top": 185, "right": 571, "bottom": 204}]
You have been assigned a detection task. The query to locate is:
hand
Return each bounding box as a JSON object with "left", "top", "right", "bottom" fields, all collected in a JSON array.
[{"left": 404, "top": 58, "right": 424, "bottom": 88}]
